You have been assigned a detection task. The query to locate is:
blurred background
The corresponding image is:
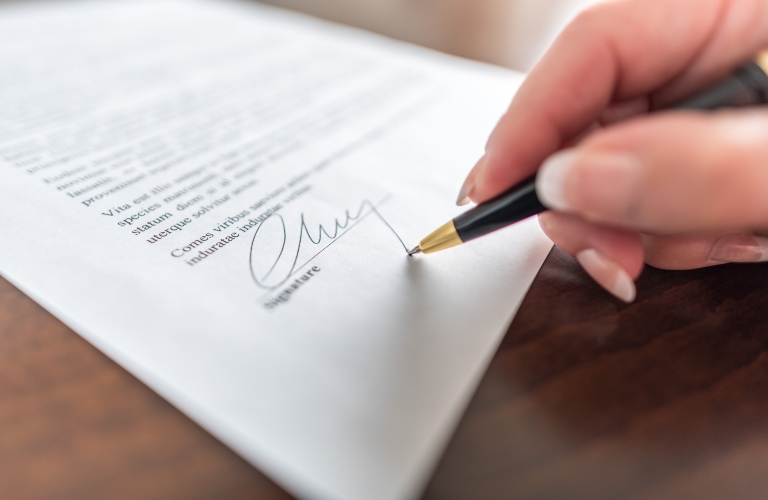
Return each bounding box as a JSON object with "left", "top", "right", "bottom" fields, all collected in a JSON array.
[{"left": 259, "top": 0, "right": 599, "bottom": 71}]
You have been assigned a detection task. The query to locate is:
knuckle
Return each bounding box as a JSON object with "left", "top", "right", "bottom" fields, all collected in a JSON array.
[
  {"left": 569, "top": 4, "right": 608, "bottom": 31},
  {"left": 566, "top": 0, "right": 626, "bottom": 35}
]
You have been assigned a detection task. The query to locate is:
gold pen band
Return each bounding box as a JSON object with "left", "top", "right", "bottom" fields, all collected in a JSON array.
[
  {"left": 417, "top": 220, "right": 463, "bottom": 254},
  {"left": 411, "top": 50, "right": 768, "bottom": 259}
]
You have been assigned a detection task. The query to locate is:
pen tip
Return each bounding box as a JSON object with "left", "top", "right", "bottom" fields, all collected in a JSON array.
[{"left": 407, "top": 246, "right": 422, "bottom": 256}]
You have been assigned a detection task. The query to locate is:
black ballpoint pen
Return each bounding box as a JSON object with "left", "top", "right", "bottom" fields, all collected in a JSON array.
[{"left": 408, "top": 51, "right": 768, "bottom": 256}]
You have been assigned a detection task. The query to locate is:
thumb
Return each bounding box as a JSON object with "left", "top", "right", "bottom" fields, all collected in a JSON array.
[{"left": 535, "top": 110, "right": 768, "bottom": 234}]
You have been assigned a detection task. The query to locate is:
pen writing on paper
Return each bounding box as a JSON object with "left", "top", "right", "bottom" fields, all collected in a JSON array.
[{"left": 249, "top": 197, "right": 408, "bottom": 295}]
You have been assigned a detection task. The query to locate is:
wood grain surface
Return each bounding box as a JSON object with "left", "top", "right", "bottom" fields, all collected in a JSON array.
[
  {"left": 3, "top": 247, "right": 768, "bottom": 499},
  {"left": 426, "top": 248, "right": 768, "bottom": 500}
]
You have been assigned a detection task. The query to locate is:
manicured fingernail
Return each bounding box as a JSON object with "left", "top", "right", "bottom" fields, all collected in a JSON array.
[
  {"left": 536, "top": 149, "right": 642, "bottom": 219},
  {"left": 576, "top": 248, "right": 636, "bottom": 303},
  {"left": 537, "top": 211, "right": 554, "bottom": 233},
  {"left": 456, "top": 156, "right": 485, "bottom": 206},
  {"left": 536, "top": 149, "right": 578, "bottom": 210},
  {"left": 456, "top": 181, "right": 473, "bottom": 206},
  {"left": 709, "top": 235, "right": 768, "bottom": 263}
]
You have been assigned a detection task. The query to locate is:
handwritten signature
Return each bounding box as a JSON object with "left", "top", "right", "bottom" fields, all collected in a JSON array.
[{"left": 248, "top": 198, "right": 408, "bottom": 290}]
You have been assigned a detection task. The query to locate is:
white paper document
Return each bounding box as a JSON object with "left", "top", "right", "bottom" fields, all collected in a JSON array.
[{"left": 0, "top": 1, "right": 552, "bottom": 499}]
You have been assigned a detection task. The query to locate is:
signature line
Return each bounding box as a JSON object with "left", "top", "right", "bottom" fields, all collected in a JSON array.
[{"left": 251, "top": 196, "right": 408, "bottom": 294}]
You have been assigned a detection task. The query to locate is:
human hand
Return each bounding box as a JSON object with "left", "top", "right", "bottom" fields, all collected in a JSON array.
[{"left": 458, "top": 0, "right": 768, "bottom": 302}]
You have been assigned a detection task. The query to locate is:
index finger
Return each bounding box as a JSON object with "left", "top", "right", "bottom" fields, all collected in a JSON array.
[{"left": 469, "top": 0, "right": 768, "bottom": 203}]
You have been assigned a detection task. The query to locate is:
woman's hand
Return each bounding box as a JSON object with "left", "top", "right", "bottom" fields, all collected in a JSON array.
[{"left": 458, "top": 0, "right": 768, "bottom": 302}]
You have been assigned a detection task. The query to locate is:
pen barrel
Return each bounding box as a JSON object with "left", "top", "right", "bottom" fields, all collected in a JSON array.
[
  {"left": 454, "top": 175, "right": 545, "bottom": 242},
  {"left": 445, "top": 58, "right": 768, "bottom": 250},
  {"left": 674, "top": 62, "right": 768, "bottom": 109}
]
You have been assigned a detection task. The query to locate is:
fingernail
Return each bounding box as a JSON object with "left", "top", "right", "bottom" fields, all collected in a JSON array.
[
  {"left": 709, "top": 235, "right": 768, "bottom": 263},
  {"left": 576, "top": 248, "right": 636, "bottom": 303},
  {"left": 456, "top": 156, "right": 485, "bottom": 206},
  {"left": 456, "top": 180, "right": 473, "bottom": 206},
  {"left": 536, "top": 149, "right": 642, "bottom": 218},
  {"left": 536, "top": 149, "right": 578, "bottom": 210},
  {"left": 537, "top": 211, "right": 554, "bottom": 233}
]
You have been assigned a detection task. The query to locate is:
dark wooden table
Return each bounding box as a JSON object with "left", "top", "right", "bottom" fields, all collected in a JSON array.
[
  {"left": 3, "top": 247, "right": 768, "bottom": 499},
  {"left": 5, "top": 2, "right": 768, "bottom": 498}
]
